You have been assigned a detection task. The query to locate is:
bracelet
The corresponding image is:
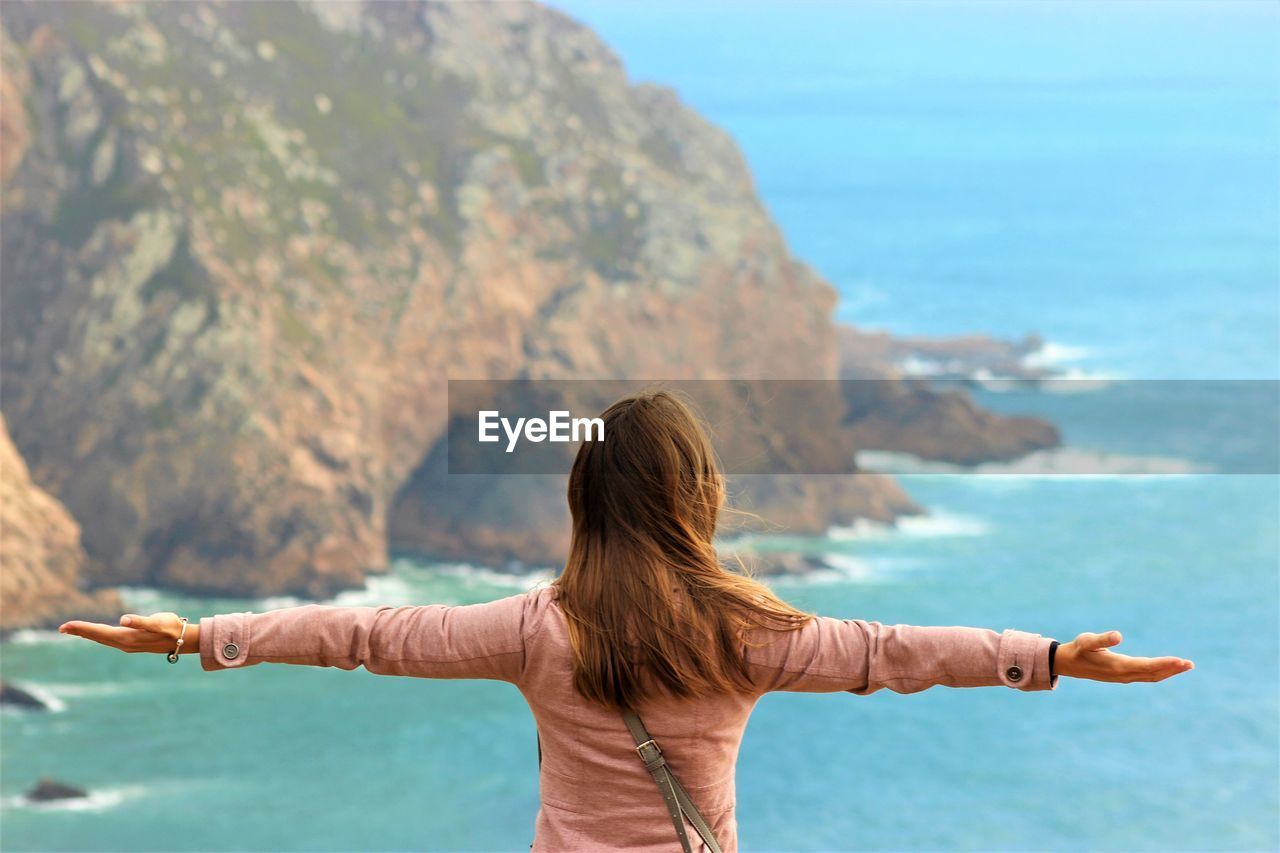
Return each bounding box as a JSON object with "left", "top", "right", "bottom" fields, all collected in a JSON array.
[{"left": 167, "top": 617, "right": 189, "bottom": 664}]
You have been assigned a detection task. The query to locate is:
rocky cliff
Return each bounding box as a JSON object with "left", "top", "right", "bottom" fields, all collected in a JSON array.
[
  {"left": 0, "top": 1, "right": 1054, "bottom": 604},
  {"left": 0, "top": 415, "right": 121, "bottom": 633}
]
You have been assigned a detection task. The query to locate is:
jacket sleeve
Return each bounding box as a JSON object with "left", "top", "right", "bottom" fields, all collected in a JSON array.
[
  {"left": 197, "top": 592, "right": 529, "bottom": 684},
  {"left": 743, "top": 616, "right": 1059, "bottom": 695}
]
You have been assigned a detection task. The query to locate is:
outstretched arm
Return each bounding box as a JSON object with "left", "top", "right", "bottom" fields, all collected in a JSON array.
[
  {"left": 60, "top": 594, "right": 532, "bottom": 684},
  {"left": 742, "top": 617, "right": 1193, "bottom": 696}
]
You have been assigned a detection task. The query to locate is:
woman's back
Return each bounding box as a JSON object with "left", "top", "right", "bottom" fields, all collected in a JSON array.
[{"left": 523, "top": 584, "right": 756, "bottom": 851}]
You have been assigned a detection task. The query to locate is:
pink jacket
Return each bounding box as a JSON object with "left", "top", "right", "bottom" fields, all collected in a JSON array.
[{"left": 199, "top": 584, "right": 1057, "bottom": 851}]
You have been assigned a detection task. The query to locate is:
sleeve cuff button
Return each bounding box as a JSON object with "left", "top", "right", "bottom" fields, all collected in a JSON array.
[
  {"left": 222, "top": 642, "right": 240, "bottom": 660},
  {"left": 1006, "top": 665, "right": 1023, "bottom": 682}
]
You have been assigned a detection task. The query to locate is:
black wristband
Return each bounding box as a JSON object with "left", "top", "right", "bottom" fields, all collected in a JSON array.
[{"left": 1048, "top": 640, "right": 1059, "bottom": 679}]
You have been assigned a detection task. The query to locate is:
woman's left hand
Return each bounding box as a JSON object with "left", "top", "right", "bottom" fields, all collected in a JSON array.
[
  {"left": 59, "top": 612, "right": 198, "bottom": 656},
  {"left": 1055, "top": 630, "right": 1193, "bottom": 683}
]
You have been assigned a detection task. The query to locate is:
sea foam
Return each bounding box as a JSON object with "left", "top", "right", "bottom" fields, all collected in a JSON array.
[
  {"left": 828, "top": 509, "right": 990, "bottom": 540},
  {"left": 855, "top": 448, "right": 1208, "bottom": 478},
  {"left": 3, "top": 785, "right": 148, "bottom": 812},
  {"left": 427, "top": 562, "right": 557, "bottom": 590},
  {"left": 3, "top": 629, "right": 70, "bottom": 646},
  {"left": 898, "top": 338, "right": 1116, "bottom": 388},
  {"left": 325, "top": 560, "right": 555, "bottom": 607},
  {"left": 0, "top": 681, "right": 67, "bottom": 713}
]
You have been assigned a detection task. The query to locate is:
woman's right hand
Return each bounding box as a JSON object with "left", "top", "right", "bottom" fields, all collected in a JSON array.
[{"left": 1056, "top": 630, "right": 1193, "bottom": 683}]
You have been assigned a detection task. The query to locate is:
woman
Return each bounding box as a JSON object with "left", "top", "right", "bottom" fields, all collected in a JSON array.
[{"left": 61, "top": 391, "right": 1193, "bottom": 852}]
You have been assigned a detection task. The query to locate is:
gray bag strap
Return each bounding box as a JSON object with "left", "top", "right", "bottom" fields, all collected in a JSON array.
[{"left": 621, "top": 708, "right": 724, "bottom": 853}]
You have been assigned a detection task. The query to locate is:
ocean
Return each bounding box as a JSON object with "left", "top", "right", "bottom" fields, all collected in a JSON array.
[{"left": 2, "top": 2, "right": 1277, "bottom": 850}]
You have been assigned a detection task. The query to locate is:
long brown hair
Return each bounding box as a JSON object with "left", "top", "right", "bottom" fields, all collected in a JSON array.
[{"left": 553, "top": 390, "right": 813, "bottom": 711}]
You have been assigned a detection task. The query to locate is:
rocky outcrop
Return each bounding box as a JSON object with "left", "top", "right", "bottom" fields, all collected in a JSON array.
[
  {"left": 0, "top": 415, "right": 122, "bottom": 632},
  {"left": 841, "top": 380, "right": 1060, "bottom": 466},
  {"left": 837, "top": 326, "right": 1060, "bottom": 464},
  {"left": 1, "top": 679, "right": 54, "bottom": 710},
  {"left": 26, "top": 778, "right": 88, "bottom": 802},
  {"left": 0, "top": 1, "right": 1052, "bottom": 594}
]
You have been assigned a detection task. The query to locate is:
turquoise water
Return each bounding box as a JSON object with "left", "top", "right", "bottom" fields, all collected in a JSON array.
[
  {"left": 4, "top": 2, "right": 1278, "bottom": 850},
  {"left": 556, "top": 0, "right": 1280, "bottom": 381}
]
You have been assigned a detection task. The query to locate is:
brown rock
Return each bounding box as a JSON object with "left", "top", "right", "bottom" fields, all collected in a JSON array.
[
  {"left": 0, "top": 415, "right": 122, "bottom": 632},
  {"left": 841, "top": 380, "right": 1060, "bottom": 466},
  {"left": 26, "top": 778, "right": 88, "bottom": 802},
  {"left": 0, "top": 2, "right": 1049, "bottom": 593},
  {"left": 0, "top": 679, "right": 52, "bottom": 710}
]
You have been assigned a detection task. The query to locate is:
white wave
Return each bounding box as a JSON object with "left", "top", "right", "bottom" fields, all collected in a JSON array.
[
  {"left": 974, "top": 448, "right": 1208, "bottom": 477},
  {"left": 817, "top": 554, "right": 878, "bottom": 580},
  {"left": 856, "top": 448, "right": 1208, "bottom": 477},
  {"left": 897, "top": 512, "right": 990, "bottom": 536},
  {"left": 326, "top": 563, "right": 512, "bottom": 606},
  {"left": 1023, "top": 340, "right": 1090, "bottom": 368},
  {"left": 3, "top": 784, "right": 147, "bottom": 812},
  {"left": 121, "top": 584, "right": 312, "bottom": 613},
  {"left": 427, "top": 562, "right": 557, "bottom": 591},
  {"left": 856, "top": 450, "right": 966, "bottom": 474},
  {"left": 1037, "top": 370, "right": 1118, "bottom": 391},
  {"left": 0, "top": 681, "right": 67, "bottom": 713},
  {"left": 828, "top": 509, "right": 989, "bottom": 541},
  {"left": 3, "top": 629, "right": 70, "bottom": 646},
  {"left": 827, "top": 518, "right": 878, "bottom": 539},
  {"left": 325, "top": 561, "right": 555, "bottom": 607},
  {"left": 897, "top": 338, "right": 1117, "bottom": 388},
  {"left": 764, "top": 554, "right": 925, "bottom": 587},
  {"left": 327, "top": 570, "right": 420, "bottom": 607},
  {"left": 971, "top": 372, "right": 1116, "bottom": 393},
  {"left": 88, "top": 563, "right": 555, "bottom": 618},
  {"left": 898, "top": 360, "right": 1116, "bottom": 390},
  {"left": 1006, "top": 341, "right": 1118, "bottom": 388},
  {"left": 762, "top": 556, "right": 863, "bottom": 586},
  {"left": 115, "top": 585, "right": 175, "bottom": 611},
  {"left": 29, "top": 680, "right": 152, "bottom": 701}
]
